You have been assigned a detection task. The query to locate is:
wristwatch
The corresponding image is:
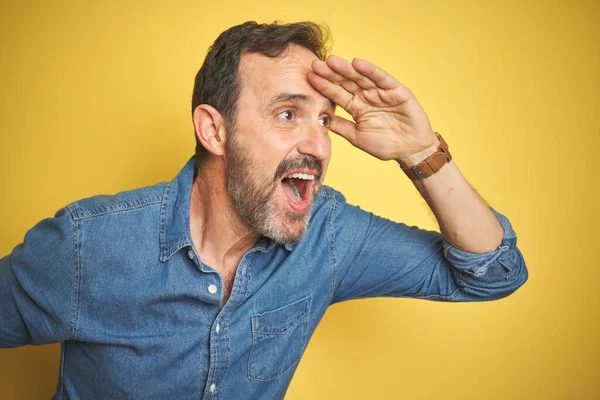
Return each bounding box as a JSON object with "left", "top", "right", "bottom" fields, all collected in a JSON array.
[{"left": 401, "top": 132, "right": 452, "bottom": 181}]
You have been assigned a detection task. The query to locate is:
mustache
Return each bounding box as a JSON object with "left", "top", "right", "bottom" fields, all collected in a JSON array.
[{"left": 274, "top": 156, "right": 323, "bottom": 182}]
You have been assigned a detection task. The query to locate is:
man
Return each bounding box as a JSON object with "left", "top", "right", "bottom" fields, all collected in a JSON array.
[{"left": 0, "top": 21, "right": 527, "bottom": 399}]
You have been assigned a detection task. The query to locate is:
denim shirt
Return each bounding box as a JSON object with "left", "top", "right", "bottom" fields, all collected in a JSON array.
[{"left": 0, "top": 157, "right": 528, "bottom": 399}]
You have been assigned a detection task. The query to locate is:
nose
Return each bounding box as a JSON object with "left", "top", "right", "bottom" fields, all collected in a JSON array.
[{"left": 296, "top": 122, "right": 331, "bottom": 162}]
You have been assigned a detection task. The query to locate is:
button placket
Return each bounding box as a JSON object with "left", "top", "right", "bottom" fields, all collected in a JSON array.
[{"left": 203, "top": 250, "right": 255, "bottom": 398}]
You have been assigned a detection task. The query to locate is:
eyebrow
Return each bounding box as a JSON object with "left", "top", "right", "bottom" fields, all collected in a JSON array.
[{"left": 270, "top": 92, "right": 336, "bottom": 112}]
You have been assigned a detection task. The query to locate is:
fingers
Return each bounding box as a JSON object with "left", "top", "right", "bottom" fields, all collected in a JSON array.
[
  {"left": 351, "top": 58, "right": 400, "bottom": 90},
  {"left": 307, "top": 71, "right": 353, "bottom": 110},
  {"left": 328, "top": 115, "right": 358, "bottom": 147},
  {"left": 309, "top": 55, "right": 411, "bottom": 118},
  {"left": 310, "top": 55, "right": 404, "bottom": 102},
  {"left": 326, "top": 55, "right": 377, "bottom": 90},
  {"left": 311, "top": 56, "right": 378, "bottom": 93},
  {"left": 312, "top": 59, "right": 362, "bottom": 94}
]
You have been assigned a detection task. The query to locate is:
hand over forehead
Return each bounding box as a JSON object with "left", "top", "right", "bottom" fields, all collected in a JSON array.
[{"left": 307, "top": 55, "right": 435, "bottom": 164}]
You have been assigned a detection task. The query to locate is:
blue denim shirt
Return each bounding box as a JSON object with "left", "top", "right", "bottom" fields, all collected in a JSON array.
[{"left": 0, "top": 157, "right": 527, "bottom": 399}]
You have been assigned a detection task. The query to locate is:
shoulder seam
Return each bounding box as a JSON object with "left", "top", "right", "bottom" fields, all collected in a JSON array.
[
  {"left": 67, "top": 196, "right": 163, "bottom": 221},
  {"left": 317, "top": 185, "right": 337, "bottom": 201}
]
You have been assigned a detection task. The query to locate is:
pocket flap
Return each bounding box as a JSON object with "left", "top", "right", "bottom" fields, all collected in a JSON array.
[{"left": 251, "top": 296, "right": 312, "bottom": 335}]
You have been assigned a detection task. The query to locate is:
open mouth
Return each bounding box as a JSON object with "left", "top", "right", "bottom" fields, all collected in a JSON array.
[{"left": 280, "top": 172, "right": 316, "bottom": 211}]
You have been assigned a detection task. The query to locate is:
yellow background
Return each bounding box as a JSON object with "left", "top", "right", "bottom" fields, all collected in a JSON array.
[{"left": 1, "top": 0, "right": 598, "bottom": 398}]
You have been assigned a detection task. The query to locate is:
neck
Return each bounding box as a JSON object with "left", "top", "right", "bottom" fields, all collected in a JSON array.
[{"left": 189, "top": 159, "right": 261, "bottom": 269}]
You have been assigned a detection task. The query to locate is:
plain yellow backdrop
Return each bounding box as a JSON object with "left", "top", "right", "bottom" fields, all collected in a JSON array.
[{"left": 1, "top": 0, "right": 598, "bottom": 398}]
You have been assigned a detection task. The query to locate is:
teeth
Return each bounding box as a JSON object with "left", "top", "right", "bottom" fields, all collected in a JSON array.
[{"left": 287, "top": 173, "right": 315, "bottom": 180}]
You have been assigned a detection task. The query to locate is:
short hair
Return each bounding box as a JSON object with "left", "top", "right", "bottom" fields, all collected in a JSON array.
[{"left": 191, "top": 21, "right": 331, "bottom": 162}]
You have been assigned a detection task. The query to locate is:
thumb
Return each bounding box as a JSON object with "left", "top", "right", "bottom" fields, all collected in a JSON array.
[{"left": 329, "top": 115, "right": 358, "bottom": 147}]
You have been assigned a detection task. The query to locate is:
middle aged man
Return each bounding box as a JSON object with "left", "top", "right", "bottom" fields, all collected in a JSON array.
[{"left": 0, "top": 21, "right": 528, "bottom": 399}]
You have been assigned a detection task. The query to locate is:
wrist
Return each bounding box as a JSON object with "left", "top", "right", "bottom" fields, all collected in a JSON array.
[
  {"left": 397, "top": 139, "right": 441, "bottom": 168},
  {"left": 399, "top": 132, "right": 453, "bottom": 181}
]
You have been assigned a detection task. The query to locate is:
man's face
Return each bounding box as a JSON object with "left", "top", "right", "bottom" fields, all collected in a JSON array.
[{"left": 225, "top": 45, "right": 334, "bottom": 244}]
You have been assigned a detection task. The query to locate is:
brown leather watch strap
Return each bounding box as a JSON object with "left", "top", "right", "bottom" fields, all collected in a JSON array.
[{"left": 401, "top": 132, "right": 452, "bottom": 180}]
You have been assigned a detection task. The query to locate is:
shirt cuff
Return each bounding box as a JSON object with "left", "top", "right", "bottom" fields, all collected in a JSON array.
[{"left": 442, "top": 208, "right": 517, "bottom": 276}]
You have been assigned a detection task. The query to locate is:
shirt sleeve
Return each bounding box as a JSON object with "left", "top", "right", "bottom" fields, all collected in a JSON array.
[
  {"left": 329, "top": 192, "right": 528, "bottom": 304},
  {"left": 0, "top": 207, "right": 78, "bottom": 347}
]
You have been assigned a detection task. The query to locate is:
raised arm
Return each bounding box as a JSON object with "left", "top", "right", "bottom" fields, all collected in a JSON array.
[{"left": 308, "top": 55, "right": 502, "bottom": 253}]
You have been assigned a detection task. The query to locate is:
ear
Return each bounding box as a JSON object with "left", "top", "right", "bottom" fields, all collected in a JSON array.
[{"left": 192, "top": 104, "right": 228, "bottom": 157}]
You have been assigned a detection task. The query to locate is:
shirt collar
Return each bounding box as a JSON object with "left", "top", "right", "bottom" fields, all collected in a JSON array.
[
  {"left": 159, "top": 156, "right": 295, "bottom": 262},
  {"left": 159, "top": 156, "right": 196, "bottom": 262}
]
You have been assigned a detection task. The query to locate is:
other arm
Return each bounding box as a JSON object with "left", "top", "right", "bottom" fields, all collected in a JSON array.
[
  {"left": 0, "top": 207, "right": 76, "bottom": 347},
  {"left": 308, "top": 56, "right": 527, "bottom": 302},
  {"left": 309, "top": 56, "right": 503, "bottom": 253}
]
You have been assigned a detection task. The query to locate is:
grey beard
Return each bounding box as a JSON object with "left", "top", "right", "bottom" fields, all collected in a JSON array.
[{"left": 225, "top": 142, "right": 320, "bottom": 244}]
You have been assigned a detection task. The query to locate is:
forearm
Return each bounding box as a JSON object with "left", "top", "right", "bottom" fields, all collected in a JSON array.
[{"left": 410, "top": 160, "right": 504, "bottom": 253}]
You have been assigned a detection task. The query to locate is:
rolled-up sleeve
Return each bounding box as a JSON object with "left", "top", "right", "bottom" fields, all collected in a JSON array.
[
  {"left": 0, "top": 207, "right": 77, "bottom": 347},
  {"left": 441, "top": 209, "right": 528, "bottom": 301},
  {"left": 329, "top": 191, "right": 528, "bottom": 304}
]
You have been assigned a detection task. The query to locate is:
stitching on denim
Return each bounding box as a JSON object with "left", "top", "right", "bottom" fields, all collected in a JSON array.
[
  {"left": 70, "top": 216, "right": 82, "bottom": 339},
  {"left": 252, "top": 295, "right": 311, "bottom": 319},
  {"left": 197, "top": 282, "right": 209, "bottom": 391},
  {"left": 450, "top": 243, "right": 510, "bottom": 276},
  {"left": 327, "top": 194, "right": 338, "bottom": 305},
  {"left": 249, "top": 358, "right": 303, "bottom": 382},
  {"left": 207, "top": 304, "right": 221, "bottom": 399},
  {"left": 220, "top": 313, "right": 231, "bottom": 393},
  {"left": 373, "top": 288, "right": 462, "bottom": 302},
  {"left": 252, "top": 309, "right": 311, "bottom": 335},
  {"left": 249, "top": 317, "right": 309, "bottom": 381},
  {"left": 232, "top": 255, "right": 251, "bottom": 303},
  {"left": 70, "top": 199, "right": 162, "bottom": 221},
  {"left": 248, "top": 297, "right": 311, "bottom": 381},
  {"left": 159, "top": 182, "right": 172, "bottom": 261},
  {"left": 164, "top": 239, "right": 193, "bottom": 261},
  {"left": 320, "top": 186, "right": 336, "bottom": 200},
  {"left": 244, "top": 256, "right": 252, "bottom": 299},
  {"left": 420, "top": 288, "right": 461, "bottom": 301}
]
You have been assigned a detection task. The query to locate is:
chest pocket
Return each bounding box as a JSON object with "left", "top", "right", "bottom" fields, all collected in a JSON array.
[{"left": 248, "top": 296, "right": 312, "bottom": 381}]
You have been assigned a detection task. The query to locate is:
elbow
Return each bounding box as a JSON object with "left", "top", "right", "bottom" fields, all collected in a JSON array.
[
  {"left": 455, "top": 247, "right": 529, "bottom": 301},
  {"left": 496, "top": 246, "right": 528, "bottom": 297},
  {"left": 491, "top": 247, "right": 529, "bottom": 300},
  {"left": 502, "top": 249, "right": 528, "bottom": 298}
]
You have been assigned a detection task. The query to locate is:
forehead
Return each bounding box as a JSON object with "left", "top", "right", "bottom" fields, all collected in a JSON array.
[{"left": 237, "top": 45, "right": 321, "bottom": 101}]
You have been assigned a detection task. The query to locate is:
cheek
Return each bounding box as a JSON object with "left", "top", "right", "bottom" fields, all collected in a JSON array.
[{"left": 322, "top": 136, "right": 332, "bottom": 166}]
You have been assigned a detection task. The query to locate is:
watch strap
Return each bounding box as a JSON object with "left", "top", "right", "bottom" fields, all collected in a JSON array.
[{"left": 401, "top": 132, "right": 452, "bottom": 180}]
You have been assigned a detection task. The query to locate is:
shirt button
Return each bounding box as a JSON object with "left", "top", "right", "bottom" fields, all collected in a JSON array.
[
  {"left": 216, "top": 323, "right": 220, "bottom": 334},
  {"left": 209, "top": 383, "right": 216, "bottom": 393},
  {"left": 187, "top": 250, "right": 194, "bottom": 259},
  {"left": 208, "top": 284, "right": 218, "bottom": 294}
]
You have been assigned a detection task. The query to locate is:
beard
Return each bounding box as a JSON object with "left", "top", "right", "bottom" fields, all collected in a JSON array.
[{"left": 225, "top": 136, "right": 323, "bottom": 244}]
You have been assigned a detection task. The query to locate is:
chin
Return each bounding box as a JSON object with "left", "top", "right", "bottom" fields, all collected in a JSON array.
[{"left": 262, "top": 202, "right": 312, "bottom": 245}]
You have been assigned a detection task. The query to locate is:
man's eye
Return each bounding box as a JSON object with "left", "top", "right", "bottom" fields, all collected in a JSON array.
[
  {"left": 278, "top": 110, "right": 295, "bottom": 121},
  {"left": 319, "top": 116, "right": 331, "bottom": 128}
]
